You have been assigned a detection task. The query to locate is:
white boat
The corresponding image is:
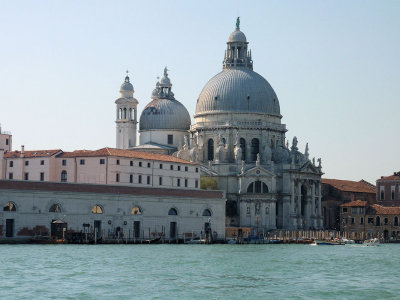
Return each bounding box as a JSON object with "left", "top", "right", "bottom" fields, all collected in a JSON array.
[
  {"left": 185, "top": 237, "right": 206, "bottom": 244},
  {"left": 341, "top": 238, "right": 355, "bottom": 244},
  {"left": 227, "top": 238, "right": 237, "bottom": 244},
  {"left": 363, "top": 238, "right": 380, "bottom": 246}
]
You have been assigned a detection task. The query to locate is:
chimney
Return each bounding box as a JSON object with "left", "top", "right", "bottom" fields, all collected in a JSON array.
[{"left": 20, "top": 145, "right": 25, "bottom": 158}]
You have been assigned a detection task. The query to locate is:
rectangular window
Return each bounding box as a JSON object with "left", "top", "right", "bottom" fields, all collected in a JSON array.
[
  {"left": 8, "top": 173, "right": 13, "bottom": 180},
  {"left": 139, "top": 162, "right": 142, "bottom": 167},
  {"left": 116, "top": 173, "right": 120, "bottom": 182},
  {"left": 116, "top": 159, "right": 120, "bottom": 165},
  {"left": 130, "top": 174, "right": 133, "bottom": 183},
  {"left": 185, "top": 179, "right": 188, "bottom": 187},
  {"left": 80, "top": 159, "right": 85, "bottom": 165},
  {"left": 351, "top": 207, "right": 357, "bottom": 214},
  {"left": 342, "top": 207, "right": 348, "bottom": 213},
  {"left": 138, "top": 175, "right": 142, "bottom": 184},
  {"left": 40, "top": 160, "right": 44, "bottom": 165},
  {"left": 360, "top": 217, "right": 364, "bottom": 225},
  {"left": 160, "top": 164, "right": 163, "bottom": 169},
  {"left": 195, "top": 180, "right": 198, "bottom": 188},
  {"left": 100, "top": 159, "right": 105, "bottom": 164},
  {"left": 25, "top": 161, "right": 29, "bottom": 166},
  {"left": 130, "top": 161, "right": 133, "bottom": 166},
  {"left": 185, "top": 166, "right": 188, "bottom": 172},
  {"left": 170, "top": 165, "right": 173, "bottom": 170},
  {"left": 147, "top": 176, "right": 150, "bottom": 184},
  {"left": 177, "top": 178, "right": 181, "bottom": 187},
  {"left": 24, "top": 173, "right": 29, "bottom": 180},
  {"left": 178, "top": 166, "right": 181, "bottom": 171},
  {"left": 9, "top": 161, "right": 13, "bottom": 167},
  {"left": 168, "top": 134, "right": 173, "bottom": 145},
  {"left": 5, "top": 138, "right": 8, "bottom": 145},
  {"left": 62, "top": 159, "right": 67, "bottom": 166},
  {"left": 40, "top": 172, "right": 45, "bottom": 181},
  {"left": 147, "top": 162, "right": 151, "bottom": 168},
  {"left": 195, "top": 167, "right": 199, "bottom": 173},
  {"left": 159, "top": 177, "right": 162, "bottom": 185},
  {"left": 368, "top": 217, "right": 374, "bottom": 224},
  {"left": 351, "top": 217, "right": 355, "bottom": 224}
]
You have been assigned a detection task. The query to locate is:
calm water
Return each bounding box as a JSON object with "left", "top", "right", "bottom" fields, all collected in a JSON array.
[{"left": 0, "top": 244, "right": 399, "bottom": 299}]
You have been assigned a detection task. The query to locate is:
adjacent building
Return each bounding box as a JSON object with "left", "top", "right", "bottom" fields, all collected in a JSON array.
[
  {"left": 340, "top": 200, "right": 400, "bottom": 241},
  {"left": 321, "top": 178, "right": 376, "bottom": 230},
  {"left": 376, "top": 172, "right": 400, "bottom": 206}
]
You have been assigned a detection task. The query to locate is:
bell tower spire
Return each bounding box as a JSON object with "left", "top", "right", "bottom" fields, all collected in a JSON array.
[
  {"left": 223, "top": 18, "right": 253, "bottom": 70},
  {"left": 115, "top": 71, "right": 139, "bottom": 149}
]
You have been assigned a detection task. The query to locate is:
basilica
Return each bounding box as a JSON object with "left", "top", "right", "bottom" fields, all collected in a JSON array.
[{"left": 120, "top": 18, "right": 324, "bottom": 231}]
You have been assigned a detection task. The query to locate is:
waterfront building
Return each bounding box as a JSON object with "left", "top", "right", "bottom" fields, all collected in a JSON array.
[
  {"left": 1, "top": 147, "right": 200, "bottom": 190},
  {"left": 340, "top": 200, "right": 400, "bottom": 241},
  {"left": 0, "top": 180, "right": 225, "bottom": 241},
  {"left": 376, "top": 171, "right": 400, "bottom": 206},
  {"left": 173, "top": 19, "right": 323, "bottom": 230},
  {"left": 321, "top": 178, "right": 376, "bottom": 230}
]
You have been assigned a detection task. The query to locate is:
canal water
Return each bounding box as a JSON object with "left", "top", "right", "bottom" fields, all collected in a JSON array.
[{"left": 0, "top": 244, "right": 399, "bottom": 299}]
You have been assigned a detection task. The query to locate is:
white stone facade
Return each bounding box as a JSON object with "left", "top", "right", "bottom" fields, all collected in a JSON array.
[{"left": 0, "top": 181, "right": 225, "bottom": 240}]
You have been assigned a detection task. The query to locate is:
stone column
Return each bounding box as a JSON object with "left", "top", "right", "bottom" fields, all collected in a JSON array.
[
  {"left": 297, "top": 180, "right": 302, "bottom": 228},
  {"left": 317, "top": 181, "right": 322, "bottom": 228},
  {"left": 311, "top": 181, "right": 316, "bottom": 227},
  {"left": 291, "top": 179, "right": 295, "bottom": 214}
]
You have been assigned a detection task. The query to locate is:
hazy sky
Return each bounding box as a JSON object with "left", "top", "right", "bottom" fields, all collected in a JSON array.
[{"left": 0, "top": 1, "right": 399, "bottom": 184}]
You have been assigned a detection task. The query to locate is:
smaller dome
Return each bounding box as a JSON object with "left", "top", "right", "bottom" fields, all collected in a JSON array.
[
  {"left": 120, "top": 75, "right": 134, "bottom": 92},
  {"left": 159, "top": 75, "right": 171, "bottom": 86},
  {"left": 228, "top": 29, "right": 247, "bottom": 43}
]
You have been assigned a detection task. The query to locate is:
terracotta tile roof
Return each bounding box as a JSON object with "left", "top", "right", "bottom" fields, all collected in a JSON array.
[
  {"left": 322, "top": 178, "right": 376, "bottom": 194},
  {"left": 378, "top": 172, "right": 400, "bottom": 181},
  {"left": 58, "top": 147, "right": 197, "bottom": 164},
  {"left": 370, "top": 204, "right": 400, "bottom": 215},
  {"left": 0, "top": 180, "right": 223, "bottom": 199},
  {"left": 340, "top": 200, "right": 368, "bottom": 207},
  {"left": 4, "top": 149, "right": 62, "bottom": 158}
]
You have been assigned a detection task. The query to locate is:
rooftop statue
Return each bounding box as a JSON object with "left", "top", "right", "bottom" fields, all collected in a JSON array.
[{"left": 236, "top": 17, "right": 240, "bottom": 30}]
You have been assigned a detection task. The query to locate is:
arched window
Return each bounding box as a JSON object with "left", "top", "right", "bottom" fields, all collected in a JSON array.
[
  {"left": 239, "top": 138, "right": 246, "bottom": 161},
  {"left": 49, "top": 204, "right": 62, "bottom": 213},
  {"left": 376, "top": 216, "right": 381, "bottom": 226},
  {"left": 247, "top": 181, "right": 269, "bottom": 194},
  {"left": 207, "top": 139, "right": 214, "bottom": 161},
  {"left": 131, "top": 206, "right": 142, "bottom": 215},
  {"left": 3, "top": 202, "right": 16, "bottom": 212},
  {"left": 92, "top": 205, "right": 103, "bottom": 214},
  {"left": 168, "top": 208, "right": 178, "bottom": 215},
  {"left": 384, "top": 217, "right": 388, "bottom": 225},
  {"left": 202, "top": 209, "right": 212, "bottom": 216},
  {"left": 61, "top": 170, "right": 67, "bottom": 182},
  {"left": 395, "top": 216, "right": 399, "bottom": 227},
  {"left": 123, "top": 108, "right": 127, "bottom": 119},
  {"left": 251, "top": 138, "right": 259, "bottom": 161},
  {"left": 129, "top": 108, "right": 132, "bottom": 120},
  {"left": 381, "top": 190, "right": 385, "bottom": 200}
]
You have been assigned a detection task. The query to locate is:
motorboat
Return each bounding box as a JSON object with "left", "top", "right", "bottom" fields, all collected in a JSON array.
[
  {"left": 314, "top": 239, "right": 344, "bottom": 245},
  {"left": 341, "top": 238, "right": 355, "bottom": 244},
  {"left": 185, "top": 237, "right": 206, "bottom": 244},
  {"left": 363, "top": 238, "right": 380, "bottom": 246}
]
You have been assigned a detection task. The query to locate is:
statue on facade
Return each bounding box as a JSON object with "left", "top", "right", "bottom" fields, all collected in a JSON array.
[
  {"left": 241, "top": 160, "right": 245, "bottom": 175},
  {"left": 305, "top": 143, "right": 309, "bottom": 160},
  {"left": 312, "top": 157, "right": 315, "bottom": 166},
  {"left": 234, "top": 144, "right": 242, "bottom": 162},
  {"left": 215, "top": 133, "right": 225, "bottom": 163},
  {"left": 256, "top": 153, "right": 260, "bottom": 167},
  {"left": 317, "top": 158, "right": 322, "bottom": 168},
  {"left": 291, "top": 136, "right": 298, "bottom": 151},
  {"left": 189, "top": 138, "right": 198, "bottom": 162}
]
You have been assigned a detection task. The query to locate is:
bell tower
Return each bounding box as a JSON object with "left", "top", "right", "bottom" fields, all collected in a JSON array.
[{"left": 115, "top": 71, "right": 138, "bottom": 149}]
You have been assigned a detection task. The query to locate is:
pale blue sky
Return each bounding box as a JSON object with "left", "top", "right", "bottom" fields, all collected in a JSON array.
[{"left": 0, "top": 1, "right": 399, "bottom": 184}]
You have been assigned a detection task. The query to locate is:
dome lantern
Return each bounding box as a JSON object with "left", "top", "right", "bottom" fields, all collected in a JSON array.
[{"left": 223, "top": 17, "right": 253, "bottom": 70}]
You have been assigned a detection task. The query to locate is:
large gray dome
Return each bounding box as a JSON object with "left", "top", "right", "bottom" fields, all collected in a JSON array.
[
  {"left": 195, "top": 68, "right": 280, "bottom": 116},
  {"left": 140, "top": 98, "right": 191, "bottom": 131}
]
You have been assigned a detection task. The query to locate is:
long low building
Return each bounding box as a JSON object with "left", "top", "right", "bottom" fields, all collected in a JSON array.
[{"left": 0, "top": 180, "right": 226, "bottom": 242}]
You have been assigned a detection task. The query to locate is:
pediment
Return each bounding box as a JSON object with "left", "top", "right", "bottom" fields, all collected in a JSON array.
[
  {"left": 299, "top": 161, "right": 320, "bottom": 174},
  {"left": 241, "top": 166, "right": 275, "bottom": 178}
]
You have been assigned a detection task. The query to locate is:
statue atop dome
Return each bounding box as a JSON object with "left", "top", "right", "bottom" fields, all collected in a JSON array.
[{"left": 236, "top": 17, "right": 240, "bottom": 30}]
